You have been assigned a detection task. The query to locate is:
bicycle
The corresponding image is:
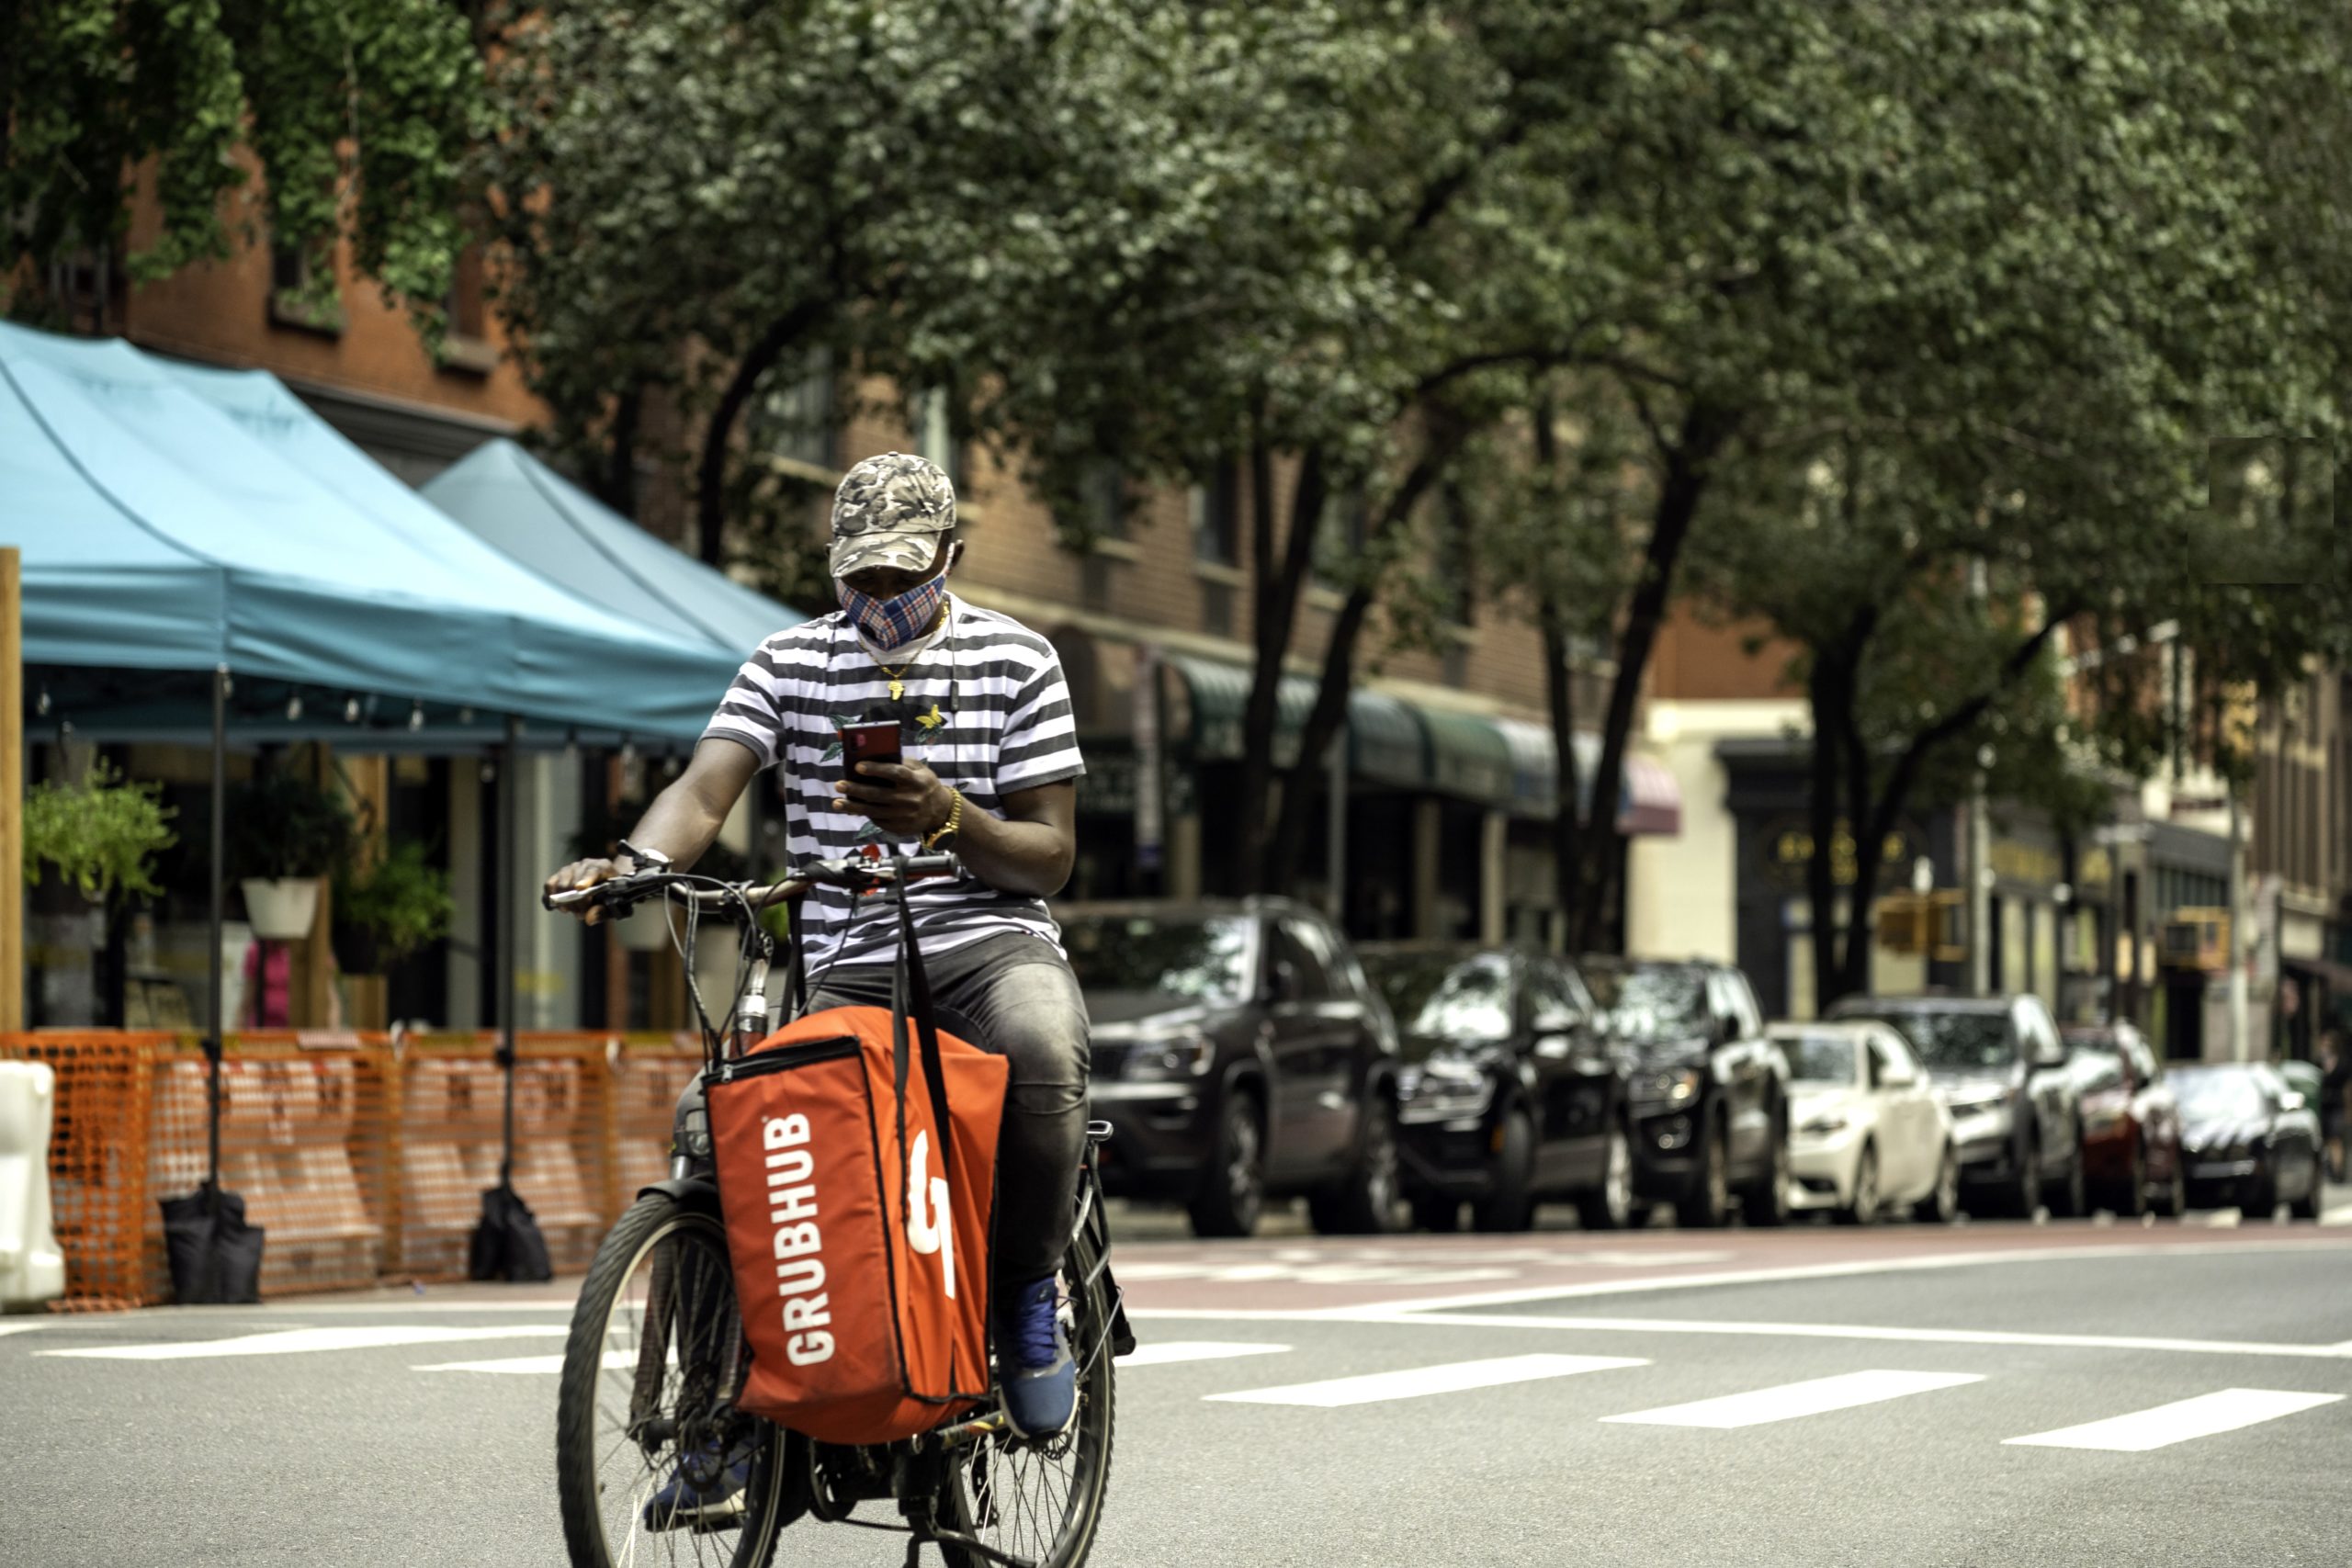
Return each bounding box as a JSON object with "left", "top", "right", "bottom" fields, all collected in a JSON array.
[{"left": 544, "top": 851, "right": 1130, "bottom": 1568}]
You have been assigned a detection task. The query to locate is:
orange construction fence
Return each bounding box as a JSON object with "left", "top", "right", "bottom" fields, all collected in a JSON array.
[{"left": 0, "top": 1029, "right": 705, "bottom": 1307}]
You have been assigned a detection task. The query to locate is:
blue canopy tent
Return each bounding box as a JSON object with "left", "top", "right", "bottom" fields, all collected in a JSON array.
[
  {"left": 1, "top": 323, "right": 753, "bottom": 1261},
  {"left": 422, "top": 437, "right": 801, "bottom": 660}
]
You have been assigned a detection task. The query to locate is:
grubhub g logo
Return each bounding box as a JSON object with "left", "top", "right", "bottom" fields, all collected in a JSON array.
[{"left": 906, "top": 1130, "right": 955, "bottom": 1299}]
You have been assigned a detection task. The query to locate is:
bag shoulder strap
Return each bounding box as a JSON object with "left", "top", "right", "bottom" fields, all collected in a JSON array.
[{"left": 890, "top": 879, "right": 956, "bottom": 1171}]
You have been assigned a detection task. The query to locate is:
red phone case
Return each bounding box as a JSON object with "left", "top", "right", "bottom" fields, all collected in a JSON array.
[{"left": 842, "top": 722, "right": 901, "bottom": 771}]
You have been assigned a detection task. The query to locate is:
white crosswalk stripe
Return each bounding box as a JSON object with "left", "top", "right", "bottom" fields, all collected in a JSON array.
[
  {"left": 40, "top": 1325, "right": 567, "bottom": 1360},
  {"left": 1118, "top": 1340, "right": 1293, "bottom": 1369},
  {"left": 417, "top": 1349, "right": 638, "bottom": 1375},
  {"left": 2005, "top": 1389, "right": 2345, "bottom": 1451},
  {"left": 1205, "top": 1353, "right": 1646, "bottom": 1409},
  {"left": 1601, "top": 1370, "right": 1986, "bottom": 1429}
]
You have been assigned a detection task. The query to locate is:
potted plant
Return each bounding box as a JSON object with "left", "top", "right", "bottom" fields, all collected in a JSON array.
[
  {"left": 331, "top": 841, "right": 455, "bottom": 975},
  {"left": 25, "top": 758, "right": 178, "bottom": 903},
  {"left": 230, "top": 765, "right": 355, "bottom": 941}
]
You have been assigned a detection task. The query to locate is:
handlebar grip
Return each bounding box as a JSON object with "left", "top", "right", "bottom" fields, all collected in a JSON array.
[{"left": 544, "top": 885, "right": 598, "bottom": 911}]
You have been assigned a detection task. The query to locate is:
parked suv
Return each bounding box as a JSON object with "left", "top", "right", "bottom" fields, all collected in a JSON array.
[
  {"left": 1359, "top": 943, "right": 1637, "bottom": 1234},
  {"left": 1584, "top": 957, "right": 1790, "bottom": 1228},
  {"left": 1826, "top": 993, "right": 2087, "bottom": 1217},
  {"left": 1064, "top": 899, "right": 1402, "bottom": 1238}
]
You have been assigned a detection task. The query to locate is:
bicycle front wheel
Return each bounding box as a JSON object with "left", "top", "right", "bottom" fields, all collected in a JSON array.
[
  {"left": 555, "top": 1192, "right": 796, "bottom": 1568},
  {"left": 937, "top": 1225, "right": 1117, "bottom": 1568}
]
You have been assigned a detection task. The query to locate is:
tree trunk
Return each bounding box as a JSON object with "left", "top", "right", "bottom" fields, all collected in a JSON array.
[
  {"left": 1806, "top": 653, "right": 1849, "bottom": 1017},
  {"left": 1233, "top": 442, "right": 1325, "bottom": 891},
  {"left": 1540, "top": 599, "right": 1584, "bottom": 955},
  {"left": 1567, "top": 402, "right": 1734, "bottom": 951},
  {"left": 1261, "top": 444, "right": 1452, "bottom": 892},
  {"left": 695, "top": 307, "right": 820, "bottom": 566},
  {"left": 1837, "top": 685, "right": 1879, "bottom": 1003},
  {"left": 597, "top": 383, "right": 642, "bottom": 519}
]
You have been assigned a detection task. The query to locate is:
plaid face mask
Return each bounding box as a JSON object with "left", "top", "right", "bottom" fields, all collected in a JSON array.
[{"left": 836, "top": 571, "right": 948, "bottom": 652}]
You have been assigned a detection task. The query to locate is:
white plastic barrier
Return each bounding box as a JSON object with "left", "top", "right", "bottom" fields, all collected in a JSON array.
[{"left": 0, "top": 1061, "right": 67, "bottom": 1309}]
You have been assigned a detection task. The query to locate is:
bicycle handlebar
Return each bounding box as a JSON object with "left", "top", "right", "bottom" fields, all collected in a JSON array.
[{"left": 541, "top": 852, "right": 965, "bottom": 917}]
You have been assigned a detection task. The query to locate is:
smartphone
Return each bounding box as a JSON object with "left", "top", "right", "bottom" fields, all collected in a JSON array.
[{"left": 839, "top": 720, "right": 902, "bottom": 774}]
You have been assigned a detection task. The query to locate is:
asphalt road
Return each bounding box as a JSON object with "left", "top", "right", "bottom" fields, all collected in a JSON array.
[{"left": 5, "top": 1199, "right": 2349, "bottom": 1568}]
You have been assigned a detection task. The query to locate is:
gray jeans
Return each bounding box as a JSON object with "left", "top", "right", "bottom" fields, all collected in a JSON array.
[{"left": 806, "top": 931, "right": 1091, "bottom": 1288}]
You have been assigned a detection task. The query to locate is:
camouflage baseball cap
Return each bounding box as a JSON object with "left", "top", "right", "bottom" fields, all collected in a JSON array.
[{"left": 829, "top": 452, "right": 957, "bottom": 578}]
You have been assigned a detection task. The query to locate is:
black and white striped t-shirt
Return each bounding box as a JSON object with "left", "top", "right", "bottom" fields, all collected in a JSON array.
[{"left": 702, "top": 596, "right": 1086, "bottom": 968}]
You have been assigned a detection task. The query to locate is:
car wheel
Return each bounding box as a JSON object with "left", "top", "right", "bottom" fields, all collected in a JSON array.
[
  {"left": 1674, "top": 1115, "right": 1730, "bottom": 1229},
  {"left": 1411, "top": 1194, "right": 1463, "bottom": 1233},
  {"left": 2048, "top": 1143, "right": 2088, "bottom": 1219},
  {"left": 1577, "top": 1122, "right": 1637, "bottom": 1232},
  {"left": 1837, "top": 1144, "right": 1881, "bottom": 1226},
  {"left": 2244, "top": 1159, "right": 2278, "bottom": 1221},
  {"left": 1313, "top": 1096, "right": 1401, "bottom": 1236},
  {"left": 1186, "top": 1089, "right": 1265, "bottom": 1239},
  {"left": 1914, "top": 1144, "right": 1960, "bottom": 1224},
  {"left": 2290, "top": 1156, "right": 2323, "bottom": 1221},
  {"left": 1739, "top": 1114, "right": 1791, "bottom": 1227},
  {"left": 2008, "top": 1135, "right": 2043, "bottom": 1219},
  {"left": 2154, "top": 1156, "right": 2188, "bottom": 1218},
  {"left": 2113, "top": 1143, "right": 2147, "bottom": 1219},
  {"left": 1471, "top": 1107, "right": 1537, "bottom": 1234}
]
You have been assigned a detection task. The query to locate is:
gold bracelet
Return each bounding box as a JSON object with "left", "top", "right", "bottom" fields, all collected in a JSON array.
[{"left": 923, "top": 787, "right": 964, "bottom": 849}]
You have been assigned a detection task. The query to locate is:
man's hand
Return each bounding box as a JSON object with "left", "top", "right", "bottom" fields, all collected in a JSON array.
[
  {"left": 835, "top": 761, "right": 954, "bottom": 840},
  {"left": 544, "top": 855, "right": 634, "bottom": 926}
]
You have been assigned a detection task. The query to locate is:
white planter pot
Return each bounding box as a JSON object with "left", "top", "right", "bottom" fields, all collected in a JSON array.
[
  {"left": 242, "top": 877, "right": 322, "bottom": 942},
  {"left": 614, "top": 906, "right": 673, "bottom": 953}
]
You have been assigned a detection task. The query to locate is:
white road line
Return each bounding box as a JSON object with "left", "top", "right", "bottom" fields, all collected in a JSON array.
[
  {"left": 417, "top": 1350, "right": 637, "bottom": 1374},
  {"left": 1337, "top": 1311, "right": 2352, "bottom": 1362},
  {"left": 0, "top": 1321, "right": 57, "bottom": 1339},
  {"left": 1282, "top": 1239, "right": 2352, "bottom": 1319},
  {"left": 40, "top": 1325, "right": 569, "bottom": 1360},
  {"left": 2322, "top": 1206, "right": 2352, "bottom": 1227},
  {"left": 1205, "top": 1352, "right": 1645, "bottom": 1409},
  {"left": 1119, "top": 1340, "right": 1293, "bottom": 1368},
  {"left": 1601, "top": 1369, "right": 1986, "bottom": 1429},
  {"left": 2005, "top": 1389, "right": 2345, "bottom": 1451}
]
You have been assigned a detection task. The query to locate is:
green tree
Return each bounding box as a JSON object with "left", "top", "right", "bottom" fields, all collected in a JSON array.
[
  {"left": 478, "top": 0, "right": 1069, "bottom": 558},
  {"left": 2, "top": 0, "right": 483, "bottom": 329}
]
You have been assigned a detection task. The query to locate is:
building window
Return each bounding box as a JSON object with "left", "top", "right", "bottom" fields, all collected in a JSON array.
[
  {"left": 1192, "top": 458, "right": 1240, "bottom": 566},
  {"left": 1313, "top": 491, "right": 1367, "bottom": 592},
  {"left": 1085, "top": 457, "right": 1126, "bottom": 542},
  {"left": 1437, "top": 488, "right": 1475, "bottom": 626},
  {"left": 267, "top": 236, "right": 344, "bottom": 335},
  {"left": 914, "top": 386, "right": 965, "bottom": 490},
  {"left": 753, "top": 349, "right": 837, "bottom": 470}
]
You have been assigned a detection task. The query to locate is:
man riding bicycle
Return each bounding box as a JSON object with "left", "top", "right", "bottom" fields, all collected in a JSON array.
[{"left": 547, "top": 451, "right": 1090, "bottom": 1445}]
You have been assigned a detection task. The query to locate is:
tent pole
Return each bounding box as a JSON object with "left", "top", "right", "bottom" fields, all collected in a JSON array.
[
  {"left": 208, "top": 665, "right": 227, "bottom": 1209},
  {"left": 499, "top": 716, "right": 520, "bottom": 1185}
]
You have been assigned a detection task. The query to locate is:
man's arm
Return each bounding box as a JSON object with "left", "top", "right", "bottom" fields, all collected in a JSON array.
[
  {"left": 544, "top": 738, "right": 760, "bottom": 920},
  {"left": 837, "top": 762, "right": 1076, "bottom": 898}
]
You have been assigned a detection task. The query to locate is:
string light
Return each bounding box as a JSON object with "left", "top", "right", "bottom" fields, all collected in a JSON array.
[
  {"left": 35, "top": 687, "right": 50, "bottom": 716},
  {"left": 286, "top": 694, "right": 303, "bottom": 721},
  {"left": 458, "top": 706, "right": 475, "bottom": 724},
  {"left": 344, "top": 697, "right": 361, "bottom": 722},
  {"left": 409, "top": 701, "right": 425, "bottom": 732}
]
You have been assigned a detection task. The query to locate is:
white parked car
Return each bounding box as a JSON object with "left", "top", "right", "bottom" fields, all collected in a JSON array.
[{"left": 1771, "top": 1021, "right": 1959, "bottom": 1224}]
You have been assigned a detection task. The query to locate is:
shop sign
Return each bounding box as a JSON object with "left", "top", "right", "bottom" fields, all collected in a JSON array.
[
  {"left": 1989, "top": 840, "right": 2063, "bottom": 888},
  {"left": 1762, "top": 819, "right": 1915, "bottom": 891}
]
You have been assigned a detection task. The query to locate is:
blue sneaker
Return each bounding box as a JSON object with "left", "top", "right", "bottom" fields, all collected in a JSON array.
[
  {"left": 997, "top": 1275, "right": 1076, "bottom": 1439},
  {"left": 640, "top": 1434, "right": 754, "bottom": 1531}
]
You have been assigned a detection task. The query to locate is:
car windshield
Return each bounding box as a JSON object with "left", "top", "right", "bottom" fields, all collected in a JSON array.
[
  {"left": 1060, "top": 914, "right": 1251, "bottom": 1008},
  {"left": 1369, "top": 953, "right": 1514, "bottom": 1045},
  {"left": 1778, "top": 1033, "right": 1859, "bottom": 1084},
  {"left": 1854, "top": 1009, "right": 2015, "bottom": 1071},
  {"left": 1586, "top": 964, "right": 1708, "bottom": 1042},
  {"left": 2172, "top": 1069, "right": 2268, "bottom": 1121}
]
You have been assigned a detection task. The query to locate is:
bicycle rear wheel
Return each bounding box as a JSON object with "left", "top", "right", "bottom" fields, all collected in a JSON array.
[
  {"left": 937, "top": 1226, "right": 1116, "bottom": 1568},
  {"left": 556, "top": 1192, "right": 796, "bottom": 1568}
]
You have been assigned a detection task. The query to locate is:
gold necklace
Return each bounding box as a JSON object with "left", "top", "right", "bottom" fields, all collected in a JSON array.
[{"left": 875, "top": 602, "right": 949, "bottom": 702}]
